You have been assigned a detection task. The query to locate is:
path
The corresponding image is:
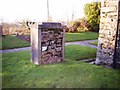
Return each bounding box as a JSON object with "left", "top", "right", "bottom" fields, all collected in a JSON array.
[
  {"left": 0, "top": 40, "right": 98, "bottom": 54},
  {"left": 66, "top": 40, "right": 97, "bottom": 48}
]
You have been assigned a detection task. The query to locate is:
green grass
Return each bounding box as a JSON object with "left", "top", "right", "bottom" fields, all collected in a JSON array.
[
  {"left": 65, "top": 45, "right": 96, "bottom": 60},
  {"left": 1, "top": 32, "right": 98, "bottom": 50},
  {"left": 2, "top": 45, "right": 120, "bottom": 88},
  {"left": 89, "top": 41, "right": 98, "bottom": 46},
  {"left": 65, "top": 32, "right": 99, "bottom": 42},
  {"left": 0, "top": 36, "right": 30, "bottom": 50}
]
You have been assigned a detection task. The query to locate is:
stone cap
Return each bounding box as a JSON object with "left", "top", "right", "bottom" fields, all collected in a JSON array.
[{"left": 38, "top": 22, "right": 63, "bottom": 29}]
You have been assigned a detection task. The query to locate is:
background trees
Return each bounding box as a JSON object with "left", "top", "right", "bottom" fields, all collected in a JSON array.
[
  {"left": 1, "top": 20, "right": 32, "bottom": 36},
  {"left": 68, "top": 1, "right": 101, "bottom": 33},
  {"left": 84, "top": 2, "right": 101, "bottom": 32},
  {"left": 2, "top": 1, "right": 101, "bottom": 35}
]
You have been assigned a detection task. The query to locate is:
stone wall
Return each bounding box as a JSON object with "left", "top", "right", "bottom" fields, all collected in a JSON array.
[
  {"left": 31, "top": 22, "right": 65, "bottom": 65},
  {"left": 96, "top": 0, "right": 120, "bottom": 67}
]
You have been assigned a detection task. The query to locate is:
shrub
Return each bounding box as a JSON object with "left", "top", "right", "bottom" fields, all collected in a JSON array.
[
  {"left": 2, "top": 23, "right": 10, "bottom": 35},
  {"left": 63, "top": 25, "right": 69, "bottom": 32},
  {"left": 84, "top": 2, "right": 101, "bottom": 32},
  {"left": 2, "top": 22, "right": 31, "bottom": 36},
  {"left": 68, "top": 18, "right": 89, "bottom": 33}
]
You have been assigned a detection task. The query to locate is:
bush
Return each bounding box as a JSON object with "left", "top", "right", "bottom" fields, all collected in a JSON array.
[
  {"left": 69, "top": 20, "right": 80, "bottom": 32},
  {"left": 63, "top": 25, "right": 69, "bottom": 32},
  {"left": 2, "top": 23, "right": 10, "bottom": 35},
  {"left": 2, "top": 22, "right": 31, "bottom": 36},
  {"left": 68, "top": 18, "right": 89, "bottom": 33},
  {"left": 84, "top": 2, "right": 101, "bottom": 32}
]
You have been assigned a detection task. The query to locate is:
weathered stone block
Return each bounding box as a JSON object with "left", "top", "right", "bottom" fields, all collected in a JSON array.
[
  {"left": 31, "top": 22, "right": 65, "bottom": 65},
  {"left": 101, "top": 7, "right": 117, "bottom": 13}
]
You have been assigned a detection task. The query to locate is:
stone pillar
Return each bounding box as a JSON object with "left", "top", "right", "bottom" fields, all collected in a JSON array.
[
  {"left": 96, "top": 0, "right": 120, "bottom": 67},
  {"left": 31, "top": 22, "right": 65, "bottom": 65},
  {"left": 30, "top": 23, "right": 40, "bottom": 65}
]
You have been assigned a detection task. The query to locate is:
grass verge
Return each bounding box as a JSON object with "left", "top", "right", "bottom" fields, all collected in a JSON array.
[
  {"left": 0, "top": 36, "right": 30, "bottom": 50},
  {"left": 1, "top": 32, "right": 98, "bottom": 50},
  {"left": 65, "top": 32, "right": 98, "bottom": 42},
  {"left": 2, "top": 45, "right": 120, "bottom": 88}
]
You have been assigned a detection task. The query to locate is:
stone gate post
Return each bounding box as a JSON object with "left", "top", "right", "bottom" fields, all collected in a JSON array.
[
  {"left": 96, "top": 0, "right": 120, "bottom": 68},
  {"left": 31, "top": 22, "right": 65, "bottom": 65}
]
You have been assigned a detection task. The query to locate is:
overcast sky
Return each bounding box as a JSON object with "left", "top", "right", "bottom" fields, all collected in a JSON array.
[{"left": 0, "top": 0, "right": 99, "bottom": 23}]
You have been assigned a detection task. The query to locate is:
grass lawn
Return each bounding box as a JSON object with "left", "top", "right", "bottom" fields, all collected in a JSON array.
[
  {"left": 0, "top": 36, "right": 30, "bottom": 50},
  {"left": 2, "top": 45, "right": 120, "bottom": 88},
  {"left": 1, "top": 32, "right": 98, "bottom": 50},
  {"left": 89, "top": 41, "right": 98, "bottom": 46},
  {"left": 65, "top": 32, "right": 99, "bottom": 42}
]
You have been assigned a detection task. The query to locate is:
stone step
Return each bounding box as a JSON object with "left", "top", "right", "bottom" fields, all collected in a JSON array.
[{"left": 80, "top": 58, "right": 95, "bottom": 62}]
